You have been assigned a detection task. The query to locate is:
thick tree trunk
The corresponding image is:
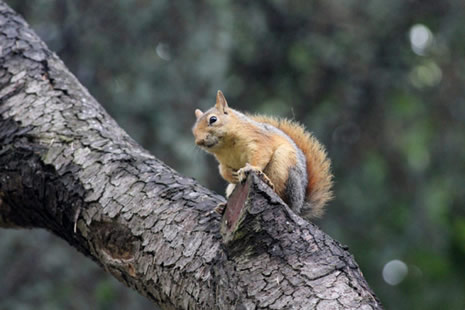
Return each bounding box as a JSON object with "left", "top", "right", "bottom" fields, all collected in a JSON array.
[{"left": 0, "top": 2, "right": 382, "bottom": 309}]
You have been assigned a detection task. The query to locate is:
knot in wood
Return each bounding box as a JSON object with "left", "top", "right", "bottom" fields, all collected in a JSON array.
[{"left": 92, "top": 221, "right": 138, "bottom": 261}]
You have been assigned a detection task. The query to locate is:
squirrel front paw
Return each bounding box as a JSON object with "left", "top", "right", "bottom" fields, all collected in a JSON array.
[{"left": 235, "top": 163, "right": 275, "bottom": 190}]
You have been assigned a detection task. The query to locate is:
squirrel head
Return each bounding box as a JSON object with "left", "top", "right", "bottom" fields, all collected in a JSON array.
[{"left": 192, "top": 90, "right": 233, "bottom": 152}]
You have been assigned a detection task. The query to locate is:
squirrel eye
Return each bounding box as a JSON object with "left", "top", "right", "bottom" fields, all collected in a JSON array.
[{"left": 209, "top": 116, "right": 217, "bottom": 125}]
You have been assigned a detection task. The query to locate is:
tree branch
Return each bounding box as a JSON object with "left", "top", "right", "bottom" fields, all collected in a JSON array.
[{"left": 0, "top": 2, "right": 382, "bottom": 309}]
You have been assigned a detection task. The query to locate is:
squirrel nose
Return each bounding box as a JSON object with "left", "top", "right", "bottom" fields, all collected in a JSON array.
[{"left": 195, "top": 138, "right": 205, "bottom": 146}]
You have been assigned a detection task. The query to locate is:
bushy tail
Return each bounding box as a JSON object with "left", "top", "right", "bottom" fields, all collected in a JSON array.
[{"left": 251, "top": 115, "right": 333, "bottom": 218}]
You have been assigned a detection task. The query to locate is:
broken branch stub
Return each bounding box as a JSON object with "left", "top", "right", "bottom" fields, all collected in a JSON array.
[{"left": 220, "top": 172, "right": 382, "bottom": 309}]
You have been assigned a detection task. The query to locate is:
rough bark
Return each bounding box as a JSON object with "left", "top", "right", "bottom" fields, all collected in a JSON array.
[{"left": 0, "top": 2, "right": 382, "bottom": 310}]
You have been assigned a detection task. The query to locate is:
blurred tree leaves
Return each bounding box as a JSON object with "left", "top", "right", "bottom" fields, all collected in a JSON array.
[{"left": 2, "top": 0, "right": 465, "bottom": 309}]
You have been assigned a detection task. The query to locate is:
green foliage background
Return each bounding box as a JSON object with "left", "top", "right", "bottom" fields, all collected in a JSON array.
[{"left": 2, "top": 0, "right": 465, "bottom": 309}]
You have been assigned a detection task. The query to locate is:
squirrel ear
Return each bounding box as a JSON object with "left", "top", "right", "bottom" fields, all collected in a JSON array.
[
  {"left": 195, "top": 109, "right": 204, "bottom": 119},
  {"left": 215, "top": 90, "right": 229, "bottom": 114}
]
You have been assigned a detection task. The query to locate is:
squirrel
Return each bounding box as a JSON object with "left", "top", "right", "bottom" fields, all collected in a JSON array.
[{"left": 192, "top": 90, "right": 333, "bottom": 219}]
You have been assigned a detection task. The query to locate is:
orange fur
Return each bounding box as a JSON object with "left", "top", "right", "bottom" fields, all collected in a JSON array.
[{"left": 251, "top": 116, "right": 333, "bottom": 217}]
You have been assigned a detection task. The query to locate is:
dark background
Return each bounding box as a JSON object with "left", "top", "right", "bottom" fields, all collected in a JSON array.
[{"left": 2, "top": 0, "right": 465, "bottom": 309}]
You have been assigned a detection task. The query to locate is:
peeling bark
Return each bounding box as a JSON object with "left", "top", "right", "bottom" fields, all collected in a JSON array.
[{"left": 0, "top": 2, "right": 382, "bottom": 309}]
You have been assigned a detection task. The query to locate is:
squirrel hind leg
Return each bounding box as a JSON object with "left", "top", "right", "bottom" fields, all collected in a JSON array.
[{"left": 284, "top": 167, "right": 306, "bottom": 215}]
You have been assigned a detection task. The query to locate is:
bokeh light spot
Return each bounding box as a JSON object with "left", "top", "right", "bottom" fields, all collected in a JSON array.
[
  {"left": 383, "top": 259, "right": 408, "bottom": 286},
  {"left": 409, "top": 61, "right": 442, "bottom": 88},
  {"left": 409, "top": 24, "right": 433, "bottom": 56},
  {"left": 156, "top": 43, "right": 171, "bottom": 61}
]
